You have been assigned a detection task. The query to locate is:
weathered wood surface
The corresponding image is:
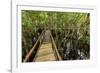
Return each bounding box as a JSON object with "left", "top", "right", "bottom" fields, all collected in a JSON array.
[{"left": 33, "top": 43, "right": 56, "bottom": 61}]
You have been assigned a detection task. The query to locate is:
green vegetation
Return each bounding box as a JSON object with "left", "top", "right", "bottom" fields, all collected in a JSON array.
[{"left": 22, "top": 10, "right": 90, "bottom": 61}]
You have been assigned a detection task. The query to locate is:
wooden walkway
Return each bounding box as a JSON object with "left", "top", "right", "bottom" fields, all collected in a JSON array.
[
  {"left": 23, "top": 30, "right": 62, "bottom": 62},
  {"left": 33, "top": 43, "right": 56, "bottom": 62},
  {"left": 33, "top": 30, "right": 57, "bottom": 62}
]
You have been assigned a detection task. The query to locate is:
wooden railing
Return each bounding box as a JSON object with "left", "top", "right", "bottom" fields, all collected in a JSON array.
[
  {"left": 23, "top": 31, "right": 44, "bottom": 62},
  {"left": 23, "top": 30, "right": 62, "bottom": 62},
  {"left": 50, "top": 32, "right": 62, "bottom": 60}
]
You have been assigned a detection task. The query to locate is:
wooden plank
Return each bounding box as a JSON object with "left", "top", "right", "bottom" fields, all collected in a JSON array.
[
  {"left": 34, "top": 53, "right": 56, "bottom": 62},
  {"left": 33, "top": 43, "right": 56, "bottom": 62}
]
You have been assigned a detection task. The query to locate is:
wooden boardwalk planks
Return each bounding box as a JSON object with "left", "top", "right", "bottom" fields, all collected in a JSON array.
[{"left": 33, "top": 43, "right": 56, "bottom": 62}]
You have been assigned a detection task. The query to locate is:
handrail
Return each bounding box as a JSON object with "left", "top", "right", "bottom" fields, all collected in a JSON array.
[
  {"left": 23, "top": 31, "right": 44, "bottom": 62},
  {"left": 50, "top": 31, "right": 62, "bottom": 60}
]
